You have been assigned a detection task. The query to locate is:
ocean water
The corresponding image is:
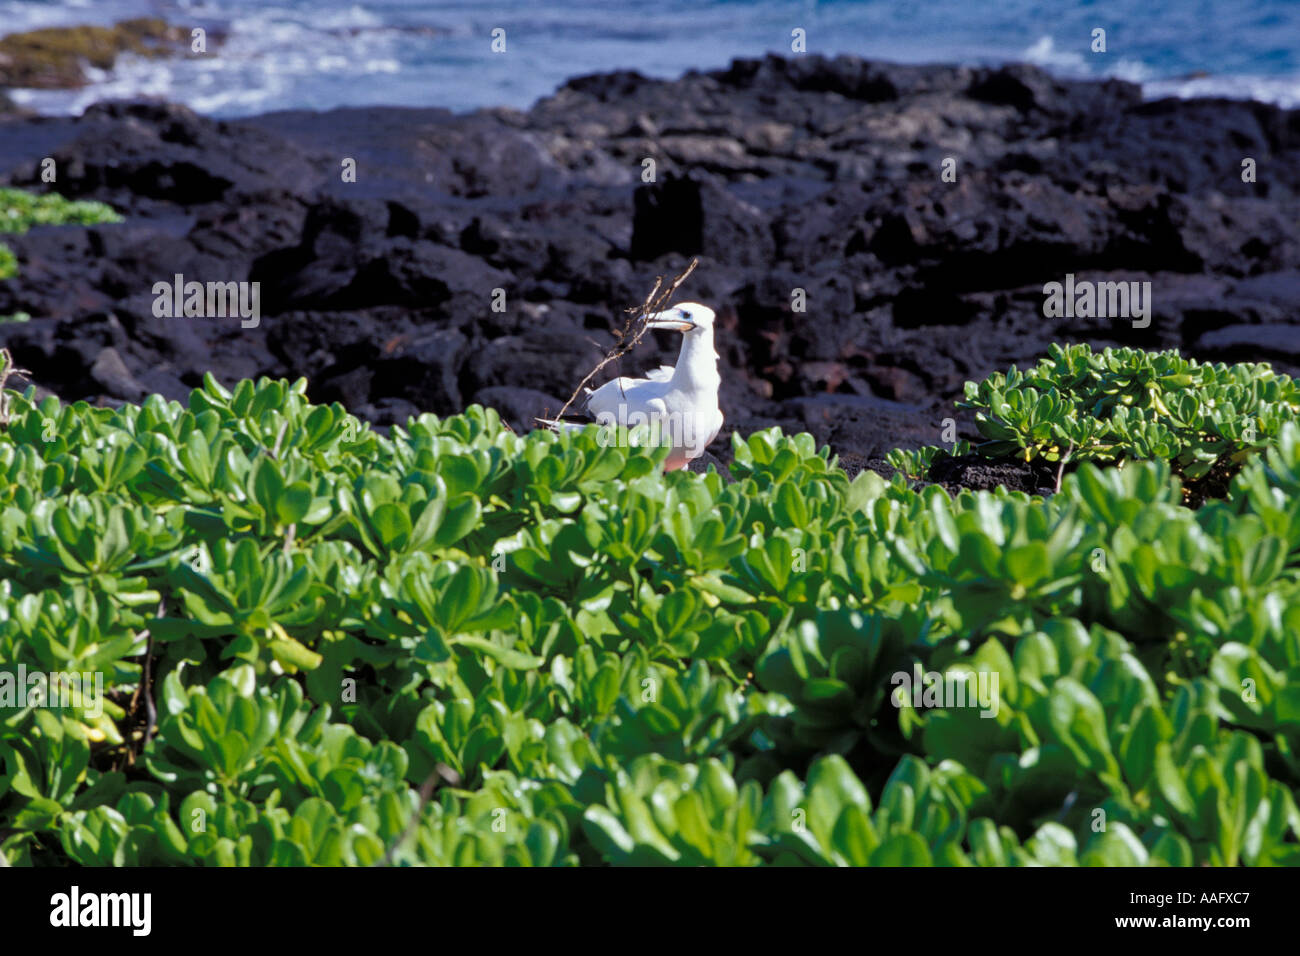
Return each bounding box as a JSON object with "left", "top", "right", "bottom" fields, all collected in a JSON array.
[{"left": 2, "top": 0, "right": 1298, "bottom": 116}]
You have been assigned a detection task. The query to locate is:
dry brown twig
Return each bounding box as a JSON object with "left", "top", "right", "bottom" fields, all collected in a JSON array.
[
  {"left": 372, "top": 763, "right": 461, "bottom": 866},
  {"left": 545, "top": 257, "right": 700, "bottom": 423},
  {"left": 1054, "top": 441, "right": 1076, "bottom": 495},
  {"left": 119, "top": 597, "right": 166, "bottom": 769},
  {"left": 0, "top": 347, "right": 33, "bottom": 428}
]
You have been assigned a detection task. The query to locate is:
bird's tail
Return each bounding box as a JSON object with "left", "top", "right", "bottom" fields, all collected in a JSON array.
[{"left": 534, "top": 417, "right": 589, "bottom": 433}]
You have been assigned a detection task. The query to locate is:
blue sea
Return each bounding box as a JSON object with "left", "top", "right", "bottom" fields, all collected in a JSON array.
[{"left": 2, "top": 0, "right": 1298, "bottom": 116}]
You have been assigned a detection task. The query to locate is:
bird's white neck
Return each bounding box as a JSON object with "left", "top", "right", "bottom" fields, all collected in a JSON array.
[{"left": 671, "top": 329, "right": 721, "bottom": 393}]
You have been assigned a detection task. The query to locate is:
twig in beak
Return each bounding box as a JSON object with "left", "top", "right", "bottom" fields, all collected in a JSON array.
[{"left": 550, "top": 257, "right": 699, "bottom": 421}]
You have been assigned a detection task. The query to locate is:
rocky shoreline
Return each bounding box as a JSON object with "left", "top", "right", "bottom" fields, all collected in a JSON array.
[{"left": 1, "top": 54, "right": 1298, "bottom": 482}]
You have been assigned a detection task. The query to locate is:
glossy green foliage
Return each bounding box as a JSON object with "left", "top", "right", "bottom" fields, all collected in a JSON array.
[
  {"left": 0, "top": 187, "right": 122, "bottom": 283},
  {"left": 890, "top": 343, "right": 1300, "bottom": 489},
  {"left": 1, "top": 365, "right": 1298, "bottom": 866}
]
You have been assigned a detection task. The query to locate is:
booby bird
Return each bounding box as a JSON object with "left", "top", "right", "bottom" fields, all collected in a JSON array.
[{"left": 538, "top": 302, "right": 724, "bottom": 470}]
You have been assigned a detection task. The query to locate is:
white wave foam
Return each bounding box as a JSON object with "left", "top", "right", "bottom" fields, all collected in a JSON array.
[
  {"left": 6, "top": 7, "right": 1299, "bottom": 117},
  {"left": 1020, "top": 34, "right": 1297, "bottom": 109},
  {"left": 1023, "top": 36, "right": 1088, "bottom": 76},
  {"left": 1141, "top": 73, "right": 1300, "bottom": 109}
]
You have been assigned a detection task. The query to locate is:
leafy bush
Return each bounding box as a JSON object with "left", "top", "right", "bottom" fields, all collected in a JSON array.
[
  {"left": 1, "top": 364, "right": 1298, "bottom": 866},
  {"left": 889, "top": 343, "right": 1300, "bottom": 494},
  {"left": 0, "top": 186, "right": 122, "bottom": 283},
  {"left": 0, "top": 187, "right": 123, "bottom": 234}
]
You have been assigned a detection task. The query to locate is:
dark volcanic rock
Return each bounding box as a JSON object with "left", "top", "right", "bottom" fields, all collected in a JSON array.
[
  {"left": 928, "top": 453, "right": 1060, "bottom": 497},
  {"left": 472, "top": 386, "right": 567, "bottom": 432},
  {"left": 7, "top": 102, "right": 319, "bottom": 214},
  {"left": 251, "top": 197, "right": 513, "bottom": 316},
  {"left": 462, "top": 326, "right": 607, "bottom": 398},
  {"left": 1195, "top": 324, "right": 1300, "bottom": 362},
  {"left": 632, "top": 176, "right": 775, "bottom": 267},
  {"left": 1, "top": 53, "right": 1299, "bottom": 474},
  {"left": 89, "top": 345, "right": 147, "bottom": 400}
]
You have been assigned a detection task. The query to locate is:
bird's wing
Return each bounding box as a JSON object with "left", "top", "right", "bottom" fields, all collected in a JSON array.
[
  {"left": 641, "top": 395, "right": 671, "bottom": 418},
  {"left": 583, "top": 367, "right": 674, "bottom": 409},
  {"left": 584, "top": 376, "right": 672, "bottom": 422}
]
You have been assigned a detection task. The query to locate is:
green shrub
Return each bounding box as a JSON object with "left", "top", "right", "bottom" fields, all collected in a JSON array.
[
  {"left": 0, "top": 186, "right": 122, "bottom": 284},
  {"left": 0, "top": 187, "right": 123, "bottom": 234},
  {"left": 889, "top": 343, "right": 1300, "bottom": 492},
  {"left": 1, "top": 363, "right": 1298, "bottom": 866}
]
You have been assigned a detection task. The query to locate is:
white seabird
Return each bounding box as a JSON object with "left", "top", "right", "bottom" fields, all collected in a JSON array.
[{"left": 538, "top": 302, "right": 724, "bottom": 470}]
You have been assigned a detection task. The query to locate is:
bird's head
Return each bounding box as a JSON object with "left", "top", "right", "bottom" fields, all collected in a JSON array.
[{"left": 644, "top": 302, "right": 715, "bottom": 336}]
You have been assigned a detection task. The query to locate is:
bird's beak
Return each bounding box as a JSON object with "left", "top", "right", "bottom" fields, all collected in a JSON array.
[{"left": 644, "top": 310, "right": 697, "bottom": 332}]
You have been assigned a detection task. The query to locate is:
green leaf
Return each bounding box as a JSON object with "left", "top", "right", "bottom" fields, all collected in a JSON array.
[
  {"left": 454, "top": 636, "right": 544, "bottom": 670},
  {"left": 370, "top": 503, "right": 412, "bottom": 551},
  {"left": 869, "top": 832, "right": 931, "bottom": 866},
  {"left": 275, "top": 482, "right": 313, "bottom": 526}
]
